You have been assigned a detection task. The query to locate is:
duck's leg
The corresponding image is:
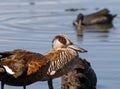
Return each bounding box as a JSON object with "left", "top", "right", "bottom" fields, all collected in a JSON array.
[
  {"left": 1, "top": 81, "right": 4, "bottom": 89},
  {"left": 23, "top": 86, "right": 26, "bottom": 89},
  {"left": 48, "top": 79, "right": 54, "bottom": 89}
]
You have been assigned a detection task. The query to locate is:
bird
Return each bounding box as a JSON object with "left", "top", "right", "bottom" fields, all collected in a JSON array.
[
  {"left": 0, "top": 34, "right": 87, "bottom": 89},
  {"left": 61, "top": 58, "right": 97, "bottom": 89},
  {"left": 73, "top": 8, "right": 117, "bottom": 25},
  {"left": 73, "top": 8, "right": 117, "bottom": 36}
]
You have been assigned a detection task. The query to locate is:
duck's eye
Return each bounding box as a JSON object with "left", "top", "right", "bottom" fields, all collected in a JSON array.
[{"left": 56, "top": 36, "right": 67, "bottom": 45}]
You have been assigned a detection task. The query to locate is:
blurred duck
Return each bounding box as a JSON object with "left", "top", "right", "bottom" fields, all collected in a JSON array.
[
  {"left": 0, "top": 34, "right": 87, "bottom": 89},
  {"left": 73, "top": 8, "right": 117, "bottom": 36},
  {"left": 61, "top": 58, "right": 97, "bottom": 89}
]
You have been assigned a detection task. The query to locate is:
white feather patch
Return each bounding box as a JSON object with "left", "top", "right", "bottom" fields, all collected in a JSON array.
[
  {"left": 3, "top": 66, "right": 15, "bottom": 75},
  {"left": 53, "top": 40, "right": 62, "bottom": 49},
  {"left": 50, "top": 71, "right": 56, "bottom": 75}
]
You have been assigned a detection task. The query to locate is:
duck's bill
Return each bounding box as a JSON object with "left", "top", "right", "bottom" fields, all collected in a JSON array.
[{"left": 68, "top": 44, "right": 87, "bottom": 53}]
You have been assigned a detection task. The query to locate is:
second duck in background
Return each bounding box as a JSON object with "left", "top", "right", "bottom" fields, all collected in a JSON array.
[{"left": 73, "top": 8, "right": 117, "bottom": 36}]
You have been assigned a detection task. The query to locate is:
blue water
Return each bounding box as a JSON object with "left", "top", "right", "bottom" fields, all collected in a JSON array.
[{"left": 0, "top": 0, "right": 120, "bottom": 89}]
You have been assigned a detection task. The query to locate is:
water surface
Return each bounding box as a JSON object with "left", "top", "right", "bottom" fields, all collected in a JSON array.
[{"left": 0, "top": 0, "right": 120, "bottom": 89}]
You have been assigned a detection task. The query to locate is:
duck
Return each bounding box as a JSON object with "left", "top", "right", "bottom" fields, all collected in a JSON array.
[
  {"left": 73, "top": 8, "right": 117, "bottom": 36},
  {"left": 0, "top": 34, "right": 87, "bottom": 89},
  {"left": 61, "top": 58, "right": 97, "bottom": 89}
]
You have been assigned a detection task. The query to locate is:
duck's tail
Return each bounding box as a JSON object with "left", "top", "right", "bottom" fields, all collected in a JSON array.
[
  {"left": 0, "top": 52, "right": 12, "bottom": 59},
  {"left": 0, "top": 52, "right": 13, "bottom": 74},
  {"left": 0, "top": 53, "right": 6, "bottom": 73},
  {"left": 0, "top": 59, "right": 5, "bottom": 74}
]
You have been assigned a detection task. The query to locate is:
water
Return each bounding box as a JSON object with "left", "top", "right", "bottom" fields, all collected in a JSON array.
[{"left": 0, "top": 0, "right": 120, "bottom": 89}]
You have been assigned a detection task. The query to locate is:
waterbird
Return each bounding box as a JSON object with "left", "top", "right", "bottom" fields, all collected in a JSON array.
[
  {"left": 0, "top": 34, "right": 87, "bottom": 89},
  {"left": 73, "top": 8, "right": 117, "bottom": 36},
  {"left": 61, "top": 58, "right": 97, "bottom": 89}
]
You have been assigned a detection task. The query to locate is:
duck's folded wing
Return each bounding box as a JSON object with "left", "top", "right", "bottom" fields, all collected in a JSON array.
[
  {"left": 86, "top": 8, "right": 109, "bottom": 18},
  {"left": 27, "top": 53, "right": 50, "bottom": 76}
]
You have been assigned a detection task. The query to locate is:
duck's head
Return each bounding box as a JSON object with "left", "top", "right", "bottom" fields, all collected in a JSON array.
[
  {"left": 73, "top": 13, "right": 84, "bottom": 36},
  {"left": 77, "top": 13, "right": 84, "bottom": 23},
  {"left": 73, "top": 13, "right": 84, "bottom": 26},
  {"left": 52, "top": 34, "right": 87, "bottom": 53}
]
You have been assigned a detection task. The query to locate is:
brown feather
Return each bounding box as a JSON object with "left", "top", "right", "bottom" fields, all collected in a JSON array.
[{"left": 0, "top": 49, "right": 49, "bottom": 77}]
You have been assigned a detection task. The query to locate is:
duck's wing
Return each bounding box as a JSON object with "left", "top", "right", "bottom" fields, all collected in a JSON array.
[
  {"left": 86, "top": 8, "right": 109, "bottom": 18},
  {"left": 0, "top": 49, "right": 49, "bottom": 78},
  {"left": 90, "top": 16, "right": 110, "bottom": 24},
  {"left": 83, "top": 9, "right": 110, "bottom": 25},
  {"left": 44, "top": 48, "right": 78, "bottom": 76}
]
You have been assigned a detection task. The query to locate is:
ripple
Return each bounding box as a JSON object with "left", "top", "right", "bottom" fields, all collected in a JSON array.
[{"left": 0, "top": 1, "right": 120, "bottom": 89}]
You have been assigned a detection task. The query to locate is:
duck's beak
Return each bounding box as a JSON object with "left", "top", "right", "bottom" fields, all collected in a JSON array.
[{"left": 68, "top": 44, "right": 87, "bottom": 53}]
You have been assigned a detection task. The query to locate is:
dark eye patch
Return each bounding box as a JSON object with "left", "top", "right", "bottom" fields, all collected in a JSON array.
[{"left": 55, "top": 36, "right": 67, "bottom": 45}]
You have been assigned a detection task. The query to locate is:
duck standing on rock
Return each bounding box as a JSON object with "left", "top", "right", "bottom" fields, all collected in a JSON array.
[
  {"left": 73, "top": 8, "right": 117, "bottom": 36},
  {"left": 0, "top": 34, "right": 87, "bottom": 89}
]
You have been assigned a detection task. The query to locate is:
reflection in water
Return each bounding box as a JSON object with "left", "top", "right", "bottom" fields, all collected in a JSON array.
[
  {"left": 83, "top": 23, "right": 114, "bottom": 32},
  {"left": 75, "top": 23, "right": 115, "bottom": 44},
  {"left": 74, "top": 23, "right": 113, "bottom": 38},
  {"left": 73, "top": 20, "right": 115, "bottom": 36}
]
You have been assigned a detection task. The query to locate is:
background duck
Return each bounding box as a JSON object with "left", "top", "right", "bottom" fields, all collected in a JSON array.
[
  {"left": 0, "top": 34, "right": 87, "bottom": 89},
  {"left": 73, "top": 8, "right": 117, "bottom": 36},
  {"left": 61, "top": 58, "right": 97, "bottom": 89},
  {"left": 73, "top": 8, "right": 117, "bottom": 25}
]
